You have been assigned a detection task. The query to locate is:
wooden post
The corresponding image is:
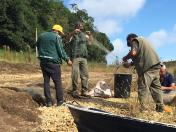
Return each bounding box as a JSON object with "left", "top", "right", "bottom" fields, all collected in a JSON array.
[{"left": 35, "top": 27, "right": 38, "bottom": 57}]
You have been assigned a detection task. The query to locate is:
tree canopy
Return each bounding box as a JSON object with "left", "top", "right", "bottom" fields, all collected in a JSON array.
[{"left": 0, "top": 0, "right": 114, "bottom": 63}]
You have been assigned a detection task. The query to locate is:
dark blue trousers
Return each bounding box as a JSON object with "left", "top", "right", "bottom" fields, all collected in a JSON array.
[{"left": 40, "top": 63, "right": 63, "bottom": 103}]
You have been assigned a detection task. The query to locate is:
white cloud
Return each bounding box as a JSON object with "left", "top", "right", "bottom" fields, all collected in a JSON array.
[
  {"left": 147, "top": 25, "right": 176, "bottom": 48},
  {"left": 77, "top": 0, "right": 145, "bottom": 19},
  {"left": 147, "top": 30, "right": 168, "bottom": 48},
  {"left": 69, "top": 0, "right": 145, "bottom": 36},
  {"left": 95, "top": 20, "right": 122, "bottom": 36},
  {"left": 106, "top": 38, "right": 129, "bottom": 64}
]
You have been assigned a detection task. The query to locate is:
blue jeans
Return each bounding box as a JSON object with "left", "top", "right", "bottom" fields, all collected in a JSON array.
[{"left": 40, "top": 63, "right": 63, "bottom": 103}]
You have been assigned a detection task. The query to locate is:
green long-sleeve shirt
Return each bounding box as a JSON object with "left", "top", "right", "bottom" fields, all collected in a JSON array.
[
  {"left": 70, "top": 32, "right": 88, "bottom": 59},
  {"left": 36, "top": 31, "right": 69, "bottom": 64},
  {"left": 131, "top": 37, "right": 160, "bottom": 75}
]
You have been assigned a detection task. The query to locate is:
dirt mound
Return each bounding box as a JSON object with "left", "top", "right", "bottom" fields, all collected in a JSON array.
[
  {"left": 0, "top": 61, "right": 40, "bottom": 74},
  {"left": 0, "top": 88, "right": 41, "bottom": 131}
]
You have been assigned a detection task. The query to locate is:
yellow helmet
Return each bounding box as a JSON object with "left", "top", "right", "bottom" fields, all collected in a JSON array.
[{"left": 52, "top": 24, "right": 64, "bottom": 34}]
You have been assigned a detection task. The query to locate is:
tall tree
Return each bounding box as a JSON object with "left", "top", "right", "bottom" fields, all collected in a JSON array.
[
  {"left": 0, "top": 0, "right": 37, "bottom": 50},
  {"left": 0, "top": 0, "right": 114, "bottom": 63}
]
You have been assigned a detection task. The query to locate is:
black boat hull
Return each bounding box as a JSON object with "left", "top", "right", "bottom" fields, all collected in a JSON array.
[{"left": 67, "top": 104, "right": 176, "bottom": 132}]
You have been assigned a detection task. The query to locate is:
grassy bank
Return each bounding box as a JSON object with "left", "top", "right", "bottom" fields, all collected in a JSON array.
[
  {"left": 0, "top": 47, "right": 37, "bottom": 64},
  {"left": 0, "top": 47, "right": 175, "bottom": 76},
  {"left": 0, "top": 47, "right": 116, "bottom": 72}
]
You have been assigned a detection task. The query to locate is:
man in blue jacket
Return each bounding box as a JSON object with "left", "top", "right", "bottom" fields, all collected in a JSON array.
[{"left": 37, "top": 24, "right": 72, "bottom": 107}]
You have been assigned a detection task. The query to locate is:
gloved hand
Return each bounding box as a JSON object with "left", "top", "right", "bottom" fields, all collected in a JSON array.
[
  {"left": 123, "top": 62, "right": 131, "bottom": 68},
  {"left": 122, "top": 56, "right": 128, "bottom": 62}
]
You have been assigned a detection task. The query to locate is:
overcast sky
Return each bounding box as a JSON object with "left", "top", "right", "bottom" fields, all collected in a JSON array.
[{"left": 64, "top": 0, "right": 176, "bottom": 64}]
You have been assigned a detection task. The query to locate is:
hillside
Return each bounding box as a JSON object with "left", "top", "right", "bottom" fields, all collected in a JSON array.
[{"left": 0, "top": 0, "right": 113, "bottom": 63}]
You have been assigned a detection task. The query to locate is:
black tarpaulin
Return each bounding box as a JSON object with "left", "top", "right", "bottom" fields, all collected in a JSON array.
[{"left": 67, "top": 104, "right": 176, "bottom": 132}]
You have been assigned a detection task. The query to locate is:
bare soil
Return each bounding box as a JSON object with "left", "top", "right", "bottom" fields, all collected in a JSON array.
[
  {"left": 0, "top": 61, "right": 176, "bottom": 132},
  {"left": 0, "top": 88, "right": 40, "bottom": 132}
]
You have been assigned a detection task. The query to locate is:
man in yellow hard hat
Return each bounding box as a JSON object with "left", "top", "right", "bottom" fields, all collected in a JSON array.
[
  {"left": 36, "top": 24, "right": 72, "bottom": 107},
  {"left": 52, "top": 24, "right": 64, "bottom": 35}
]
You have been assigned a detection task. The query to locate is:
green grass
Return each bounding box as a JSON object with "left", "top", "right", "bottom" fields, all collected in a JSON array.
[
  {"left": 0, "top": 48, "right": 116, "bottom": 72},
  {"left": 1, "top": 47, "right": 174, "bottom": 77},
  {"left": 0, "top": 48, "right": 37, "bottom": 64}
]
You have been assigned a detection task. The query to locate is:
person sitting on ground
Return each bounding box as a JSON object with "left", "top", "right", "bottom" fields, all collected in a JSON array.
[
  {"left": 160, "top": 64, "right": 176, "bottom": 104},
  {"left": 160, "top": 64, "right": 176, "bottom": 92}
]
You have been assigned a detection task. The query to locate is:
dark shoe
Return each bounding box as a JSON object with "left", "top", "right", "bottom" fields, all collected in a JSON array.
[
  {"left": 72, "top": 91, "right": 81, "bottom": 99},
  {"left": 46, "top": 102, "right": 53, "bottom": 107},
  {"left": 156, "top": 105, "right": 164, "bottom": 112},
  {"left": 57, "top": 101, "right": 65, "bottom": 106},
  {"left": 81, "top": 91, "right": 91, "bottom": 98}
]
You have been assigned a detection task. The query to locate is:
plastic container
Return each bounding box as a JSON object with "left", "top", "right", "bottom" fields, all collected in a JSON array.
[{"left": 114, "top": 73, "right": 132, "bottom": 98}]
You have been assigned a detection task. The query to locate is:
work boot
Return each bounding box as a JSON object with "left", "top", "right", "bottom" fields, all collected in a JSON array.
[
  {"left": 155, "top": 105, "right": 164, "bottom": 112},
  {"left": 46, "top": 102, "right": 53, "bottom": 107},
  {"left": 81, "top": 91, "right": 91, "bottom": 98},
  {"left": 72, "top": 91, "right": 81, "bottom": 99},
  {"left": 57, "top": 100, "right": 65, "bottom": 106}
]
